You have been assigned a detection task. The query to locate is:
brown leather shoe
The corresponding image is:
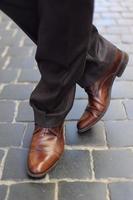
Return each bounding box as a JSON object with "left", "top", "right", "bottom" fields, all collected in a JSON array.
[
  {"left": 27, "top": 123, "right": 64, "bottom": 178},
  {"left": 77, "top": 49, "right": 129, "bottom": 133}
]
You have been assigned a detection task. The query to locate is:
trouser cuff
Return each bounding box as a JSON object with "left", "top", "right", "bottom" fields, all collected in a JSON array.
[
  {"left": 32, "top": 105, "right": 65, "bottom": 128},
  {"left": 29, "top": 85, "right": 76, "bottom": 128}
]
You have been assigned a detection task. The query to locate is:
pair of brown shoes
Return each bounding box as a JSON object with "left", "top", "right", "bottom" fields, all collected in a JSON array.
[{"left": 27, "top": 49, "right": 129, "bottom": 178}]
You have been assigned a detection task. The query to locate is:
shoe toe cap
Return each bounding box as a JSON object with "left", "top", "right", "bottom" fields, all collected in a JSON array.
[{"left": 27, "top": 150, "right": 60, "bottom": 176}]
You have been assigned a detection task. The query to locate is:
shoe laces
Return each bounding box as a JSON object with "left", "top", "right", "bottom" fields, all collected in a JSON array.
[{"left": 33, "top": 126, "right": 60, "bottom": 137}]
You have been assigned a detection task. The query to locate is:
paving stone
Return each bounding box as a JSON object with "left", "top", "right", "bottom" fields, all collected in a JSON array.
[
  {"left": 22, "top": 123, "right": 34, "bottom": 148},
  {"left": 2, "top": 148, "right": 29, "bottom": 180},
  {"left": 75, "top": 85, "right": 87, "bottom": 99},
  {"left": 0, "top": 185, "right": 8, "bottom": 200},
  {"left": 0, "top": 84, "right": 34, "bottom": 100},
  {"left": 6, "top": 57, "right": 36, "bottom": 69},
  {"left": 122, "top": 35, "right": 133, "bottom": 43},
  {"left": 93, "top": 149, "right": 133, "bottom": 179},
  {"left": 123, "top": 100, "right": 133, "bottom": 119},
  {"left": 0, "top": 57, "right": 7, "bottom": 69},
  {"left": 49, "top": 150, "right": 92, "bottom": 179},
  {"left": 65, "top": 121, "right": 106, "bottom": 146},
  {"left": 58, "top": 182, "right": 106, "bottom": 200},
  {"left": 0, "top": 30, "right": 14, "bottom": 38},
  {"left": 102, "top": 34, "right": 121, "bottom": 43},
  {"left": 117, "top": 67, "right": 133, "bottom": 81},
  {"left": 0, "top": 46, "right": 7, "bottom": 57},
  {"left": 105, "top": 121, "right": 133, "bottom": 147},
  {"left": 8, "top": 183, "right": 55, "bottom": 200},
  {"left": 0, "top": 20, "right": 10, "bottom": 31},
  {"left": 7, "top": 47, "right": 33, "bottom": 57},
  {"left": 128, "top": 54, "right": 133, "bottom": 65},
  {"left": 66, "top": 100, "right": 87, "bottom": 120},
  {"left": 0, "top": 69, "right": 18, "bottom": 83},
  {"left": 23, "top": 37, "right": 35, "bottom": 46},
  {"left": 95, "top": 19, "right": 116, "bottom": 26},
  {"left": 109, "top": 182, "right": 133, "bottom": 200},
  {"left": 118, "top": 44, "right": 133, "bottom": 53},
  {"left": 18, "top": 69, "right": 40, "bottom": 82},
  {"left": 118, "top": 19, "right": 133, "bottom": 25},
  {"left": 10, "top": 31, "right": 26, "bottom": 47},
  {"left": 106, "top": 26, "right": 131, "bottom": 34},
  {"left": 16, "top": 102, "right": 34, "bottom": 122},
  {"left": 0, "top": 101, "right": 15, "bottom": 122},
  {"left": 102, "top": 100, "right": 127, "bottom": 120},
  {"left": 112, "top": 82, "right": 133, "bottom": 98},
  {"left": 0, "top": 34, "right": 21, "bottom": 47},
  {"left": 0, "top": 123, "right": 25, "bottom": 147},
  {"left": 0, "top": 150, "right": 5, "bottom": 165}
]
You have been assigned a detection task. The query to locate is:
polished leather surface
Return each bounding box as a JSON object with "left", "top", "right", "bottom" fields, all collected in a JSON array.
[
  {"left": 77, "top": 49, "right": 129, "bottom": 132},
  {"left": 27, "top": 123, "right": 64, "bottom": 177}
]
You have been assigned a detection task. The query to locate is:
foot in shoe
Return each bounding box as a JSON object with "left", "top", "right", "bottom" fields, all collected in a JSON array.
[
  {"left": 27, "top": 123, "right": 64, "bottom": 178},
  {"left": 77, "top": 49, "right": 129, "bottom": 133}
]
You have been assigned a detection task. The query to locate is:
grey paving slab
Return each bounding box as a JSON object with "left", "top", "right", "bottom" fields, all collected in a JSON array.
[
  {"left": 18, "top": 69, "right": 40, "bottom": 83},
  {"left": 2, "top": 148, "right": 29, "bottom": 180},
  {"left": 6, "top": 47, "right": 33, "bottom": 57},
  {"left": 49, "top": 150, "right": 92, "bottom": 179},
  {"left": 22, "top": 123, "right": 34, "bottom": 148},
  {"left": 6, "top": 56, "right": 36, "bottom": 69},
  {"left": 0, "top": 150, "right": 5, "bottom": 165},
  {"left": 8, "top": 183, "right": 55, "bottom": 200},
  {"left": 109, "top": 182, "right": 133, "bottom": 200},
  {"left": 105, "top": 121, "right": 133, "bottom": 147},
  {"left": 118, "top": 67, "right": 133, "bottom": 81},
  {"left": 65, "top": 121, "right": 106, "bottom": 146},
  {"left": 93, "top": 149, "right": 133, "bottom": 179},
  {"left": 58, "top": 182, "right": 106, "bottom": 200},
  {"left": 16, "top": 102, "right": 34, "bottom": 122},
  {"left": 123, "top": 100, "right": 133, "bottom": 119},
  {"left": 0, "top": 101, "right": 15, "bottom": 122},
  {"left": 112, "top": 81, "right": 133, "bottom": 98},
  {"left": 66, "top": 100, "right": 87, "bottom": 120},
  {"left": 0, "top": 185, "right": 8, "bottom": 200},
  {"left": 75, "top": 85, "right": 87, "bottom": 99},
  {"left": 102, "top": 100, "right": 127, "bottom": 120},
  {"left": 0, "top": 123, "right": 25, "bottom": 147},
  {"left": 0, "top": 69, "right": 18, "bottom": 83},
  {"left": 0, "top": 84, "right": 34, "bottom": 100}
]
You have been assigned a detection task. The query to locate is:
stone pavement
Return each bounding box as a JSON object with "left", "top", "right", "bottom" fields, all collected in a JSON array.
[{"left": 0, "top": 0, "right": 133, "bottom": 199}]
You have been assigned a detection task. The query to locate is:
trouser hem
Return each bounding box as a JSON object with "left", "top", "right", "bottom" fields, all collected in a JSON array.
[
  {"left": 32, "top": 105, "right": 65, "bottom": 128},
  {"left": 30, "top": 84, "right": 76, "bottom": 128}
]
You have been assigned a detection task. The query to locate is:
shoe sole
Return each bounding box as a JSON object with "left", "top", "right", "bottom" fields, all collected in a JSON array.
[{"left": 78, "top": 51, "right": 129, "bottom": 133}]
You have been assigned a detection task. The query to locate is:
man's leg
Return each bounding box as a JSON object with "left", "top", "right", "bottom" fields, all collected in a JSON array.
[
  {"left": 29, "top": 0, "right": 94, "bottom": 128},
  {"left": 0, "top": 0, "right": 95, "bottom": 178},
  {"left": 0, "top": 3, "right": 119, "bottom": 90},
  {"left": 77, "top": 25, "right": 117, "bottom": 87},
  {"left": 0, "top": 2, "right": 117, "bottom": 87},
  {"left": 0, "top": 1, "right": 128, "bottom": 132},
  {"left": 0, "top": 1, "right": 122, "bottom": 89}
]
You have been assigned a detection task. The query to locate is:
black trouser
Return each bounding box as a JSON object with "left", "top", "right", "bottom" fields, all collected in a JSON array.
[{"left": 0, "top": 0, "right": 117, "bottom": 127}]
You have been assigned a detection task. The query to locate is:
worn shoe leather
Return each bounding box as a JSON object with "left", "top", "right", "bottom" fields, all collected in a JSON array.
[
  {"left": 77, "top": 49, "right": 129, "bottom": 133},
  {"left": 27, "top": 123, "right": 64, "bottom": 178}
]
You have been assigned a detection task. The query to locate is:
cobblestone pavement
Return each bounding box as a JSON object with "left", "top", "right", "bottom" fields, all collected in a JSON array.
[{"left": 0, "top": 0, "right": 133, "bottom": 199}]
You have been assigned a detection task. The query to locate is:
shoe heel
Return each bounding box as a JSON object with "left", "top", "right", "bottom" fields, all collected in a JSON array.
[{"left": 117, "top": 52, "right": 129, "bottom": 77}]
